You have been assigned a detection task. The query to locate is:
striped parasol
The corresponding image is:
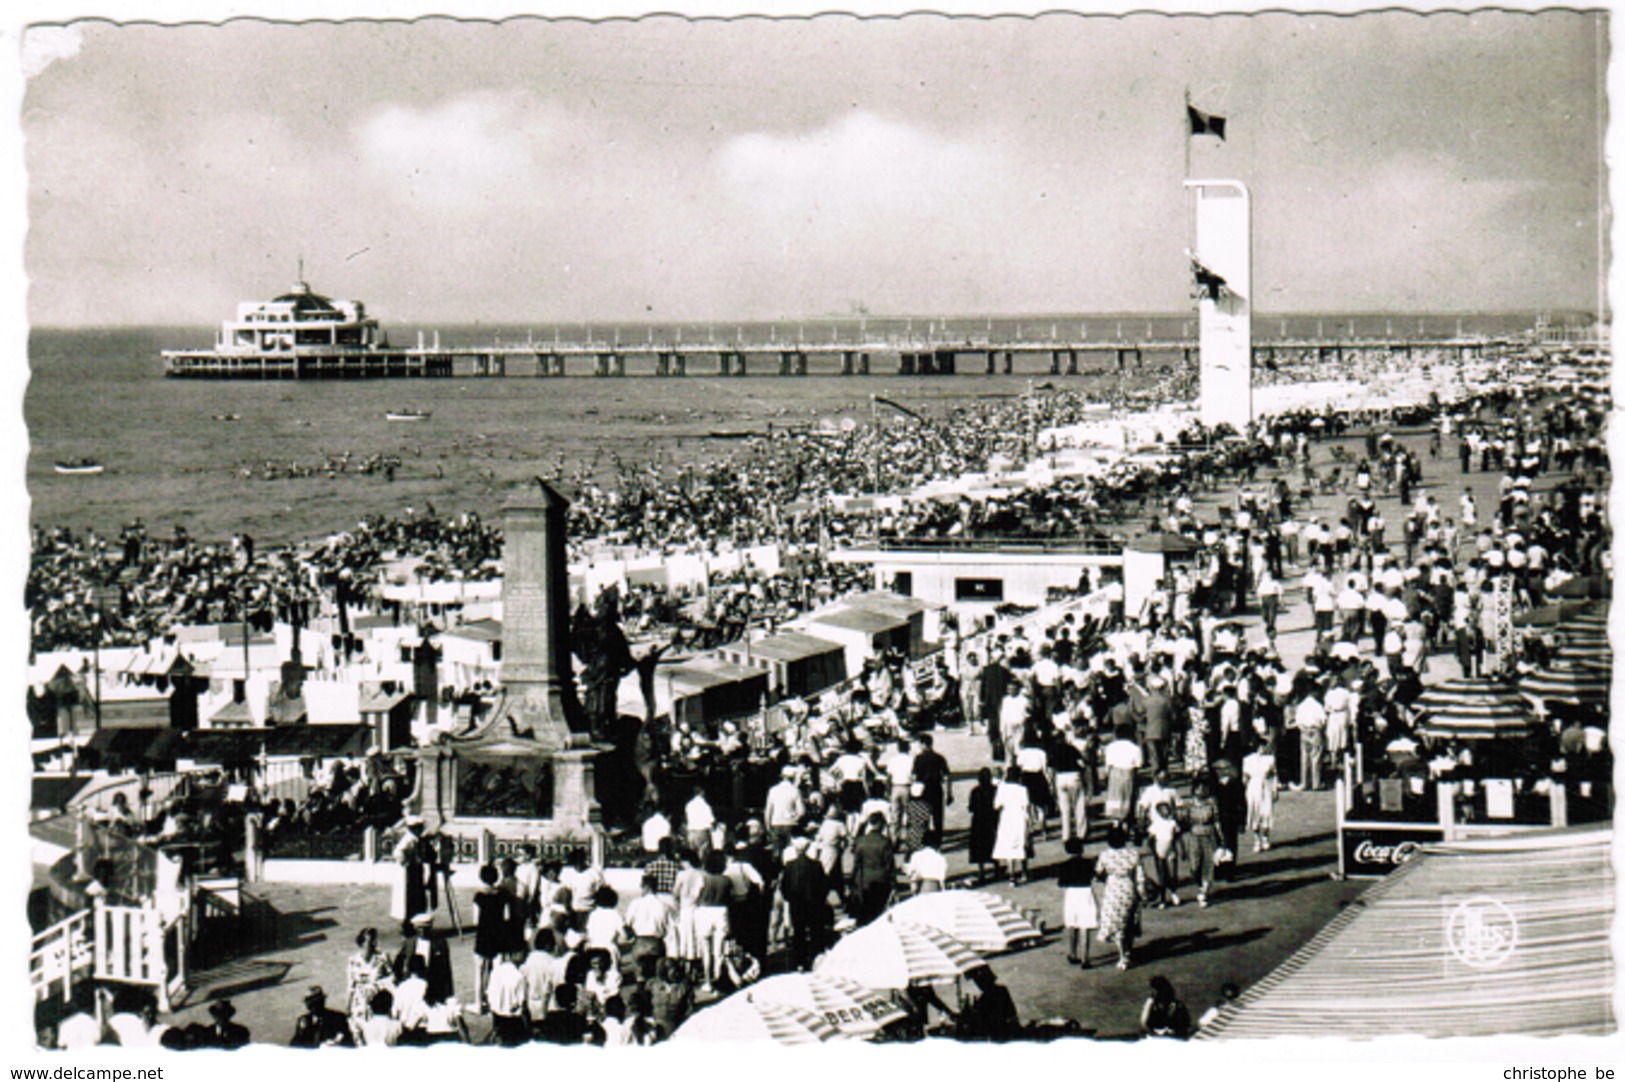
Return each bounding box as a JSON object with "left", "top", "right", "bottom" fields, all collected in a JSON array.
[
  {"left": 1519, "top": 663, "right": 1613, "bottom": 707},
  {"left": 885, "top": 890, "right": 1042, "bottom": 954},
  {"left": 1415, "top": 678, "right": 1536, "bottom": 740},
  {"left": 747, "top": 972, "right": 910, "bottom": 1038},
  {"left": 1554, "top": 640, "right": 1612, "bottom": 668},
  {"left": 671, "top": 992, "right": 848, "bottom": 1045},
  {"left": 1512, "top": 602, "right": 1590, "bottom": 628},
  {"left": 816, "top": 918, "right": 984, "bottom": 989}
]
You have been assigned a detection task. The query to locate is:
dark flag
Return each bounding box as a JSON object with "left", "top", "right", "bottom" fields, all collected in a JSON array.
[
  {"left": 1187, "top": 104, "right": 1226, "bottom": 140},
  {"left": 1191, "top": 258, "right": 1229, "bottom": 302},
  {"left": 872, "top": 395, "right": 924, "bottom": 422}
]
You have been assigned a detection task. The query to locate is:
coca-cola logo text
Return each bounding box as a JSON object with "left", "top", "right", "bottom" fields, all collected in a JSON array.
[{"left": 1353, "top": 839, "right": 1421, "bottom": 865}]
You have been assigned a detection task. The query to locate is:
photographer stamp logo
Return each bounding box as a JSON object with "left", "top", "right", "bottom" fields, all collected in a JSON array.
[{"left": 1446, "top": 896, "right": 1519, "bottom": 969}]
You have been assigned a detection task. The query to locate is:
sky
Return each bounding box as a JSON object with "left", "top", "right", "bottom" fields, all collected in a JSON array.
[{"left": 18, "top": 10, "right": 1610, "bottom": 327}]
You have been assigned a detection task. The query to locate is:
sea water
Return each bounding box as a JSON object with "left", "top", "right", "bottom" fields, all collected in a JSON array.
[{"left": 24, "top": 313, "right": 1546, "bottom": 546}]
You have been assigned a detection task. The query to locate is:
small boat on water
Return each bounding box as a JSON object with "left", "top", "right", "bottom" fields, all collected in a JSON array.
[
  {"left": 213, "top": 413, "right": 241, "bottom": 422},
  {"left": 54, "top": 458, "right": 104, "bottom": 475},
  {"left": 706, "top": 429, "right": 760, "bottom": 440},
  {"left": 385, "top": 409, "right": 431, "bottom": 422}
]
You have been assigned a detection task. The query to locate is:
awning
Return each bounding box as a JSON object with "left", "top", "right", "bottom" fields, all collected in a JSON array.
[
  {"left": 1414, "top": 678, "right": 1536, "bottom": 740},
  {"left": 1199, "top": 827, "right": 1614, "bottom": 1038}
]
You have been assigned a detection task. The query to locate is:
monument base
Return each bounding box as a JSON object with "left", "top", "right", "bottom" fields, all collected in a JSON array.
[{"left": 411, "top": 745, "right": 606, "bottom": 863}]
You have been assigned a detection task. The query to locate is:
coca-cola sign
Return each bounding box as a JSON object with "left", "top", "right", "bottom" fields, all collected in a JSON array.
[{"left": 1342, "top": 826, "right": 1444, "bottom": 877}]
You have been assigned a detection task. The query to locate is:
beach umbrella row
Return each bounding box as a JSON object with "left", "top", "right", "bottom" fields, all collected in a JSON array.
[
  {"left": 885, "top": 890, "right": 1042, "bottom": 954},
  {"left": 1519, "top": 663, "right": 1613, "bottom": 707},
  {"left": 748, "top": 972, "right": 910, "bottom": 1038},
  {"left": 678, "top": 892, "right": 1039, "bottom": 1044},
  {"left": 1554, "top": 641, "right": 1612, "bottom": 668},
  {"left": 672, "top": 967, "right": 915, "bottom": 1045},
  {"left": 817, "top": 917, "right": 984, "bottom": 990},
  {"left": 671, "top": 993, "right": 845, "bottom": 1045},
  {"left": 1415, "top": 678, "right": 1536, "bottom": 740}
]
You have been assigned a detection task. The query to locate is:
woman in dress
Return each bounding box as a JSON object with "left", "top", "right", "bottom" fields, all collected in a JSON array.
[
  {"left": 967, "top": 767, "right": 999, "bottom": 885},
  {"left": 991, "top": 766, "right": 1032, "bottom": 885},
  {"left": 1102, "top": 726, "right": 1144, "bottom": 823},
  {"left": 344, "top": 927, "right": 392, "bottom": 1026},
  {"left": 1242, "top": 736, "right": 1279, "bottom": 852},
  {"left": 1094, "top": 824, "right": 1147, "bottom": 970},
  {"left": 1181, "top": 779, "right": 1221, "bottom": 908},
  {"left": 1056, "top": 838, "right": 1098, "bottom": 968},
  {"left": 1184, "top": 700, "right": 1211, "bottom": 778}
]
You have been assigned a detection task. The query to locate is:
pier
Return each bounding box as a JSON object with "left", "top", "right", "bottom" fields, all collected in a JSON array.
[{"left": 164, "top": 335, "right": 1526, "bottom": 380}]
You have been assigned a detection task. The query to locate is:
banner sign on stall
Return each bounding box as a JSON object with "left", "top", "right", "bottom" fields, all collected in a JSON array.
[{"left": 1340, "top": 825, "right": 1445, "bottom": 878}]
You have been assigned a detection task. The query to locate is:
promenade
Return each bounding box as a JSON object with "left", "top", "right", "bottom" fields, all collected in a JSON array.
[{"left": 148, "top": 419, "right": 1537, "bottom": 1044}]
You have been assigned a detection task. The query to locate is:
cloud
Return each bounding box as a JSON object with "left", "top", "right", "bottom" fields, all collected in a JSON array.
[
  {"left": 21, "top": 25, "right": 81, "bottom": 80},
  {"left": 357, "top": 91, "right": 568, "bottom": 213},
  {"left": 719, "top": 111, "right": 988, "bottom": 230}
]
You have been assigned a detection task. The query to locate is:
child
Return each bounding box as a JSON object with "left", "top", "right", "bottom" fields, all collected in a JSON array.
[
  {"left": 1147, "top": 800, "right": 1182, "bottom": 908},
  {"left": 1056, "top": 838, "right": 1098, "bottom": 968}
]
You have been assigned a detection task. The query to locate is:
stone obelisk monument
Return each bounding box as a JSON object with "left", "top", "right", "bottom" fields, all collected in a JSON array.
[
  {"left": 411, "top": 480, "right": 602, "bottom": 843},
  {"left": 499, "top": 480, "right": 589, "bottom": 748}
]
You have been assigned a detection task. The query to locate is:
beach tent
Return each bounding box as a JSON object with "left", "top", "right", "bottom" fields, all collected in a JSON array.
[
  {"left": 716, "top": 632, "right": 847, "bottom": 700},
  {"left": 667, "top": 658, "right": 770, "bottom": 730},
  {"left": 1198, "top": 827, "right": 1615, "bottom": 1038},
  {"left": 840, "top": 590, "right": 945, "bottom": 657}
]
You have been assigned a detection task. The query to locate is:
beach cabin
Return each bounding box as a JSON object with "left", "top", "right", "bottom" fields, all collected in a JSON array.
[
  {"left": 360, "top": 686, "right": 415, "bottom": 752},
  {"left": 829, "top": 540, "right": 1122, "bottom": 621},
  {"left": 716, "top": 631, "right": 847, "bottom": 700},
  {"left": 439, "top": 619, "right": 504, "bottom": 690},
  {"left": 839, "top": 590, "right": 945, "bottom": 658},
  {"left": 797, "top": 605, "right": 912, "bottom": 678},
  {"left": 666, "top": 658, "right": 770, "bottom": 731}
]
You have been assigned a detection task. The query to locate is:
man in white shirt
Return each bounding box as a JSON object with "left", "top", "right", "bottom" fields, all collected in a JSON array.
[
  {"left": 684, "top": 787, "right": 716, "bottom": 862},
  {"left": 883, "top": 738, "right": 915, "bottom": 840},
  {"left": 487, "top": 949, "right": 529, "bottom": 1045},
  {"left": 1294, "top": 688, "right": 1328, "bottom": 792},
  {"left": 764, "top": 768, "right": 805, "bottom": 850},
  {"left": 641, "top": 808, "right": 672, "bottom": 854}
]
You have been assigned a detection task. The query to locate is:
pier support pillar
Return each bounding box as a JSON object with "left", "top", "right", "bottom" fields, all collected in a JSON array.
[
  {"left": 718, "top": 352, "right": 731, "bottom": 377},
  {"left": 778, "top": 352, "right": 791, "bottom": 377},
  {"left": 676, "top": 353, "right": 687, "bottom": 376},
  {"left": 1066, "top": 350, "right": 1079, "bottom": 376},
  {"left": 736, "top": 352, "right": 748, "bottom": 376},
  {"left": 859, "top": 353, "right": 870, "bottom": 375},
  {"left": 614, "top": 354, "right": 626, "bottom": 377},
  {"left": 935, "top": 348, "right": 956, "bottom": 375},
  {"left": 899, "top": 353, "right": 915, "bottom": 376},
  {"left": 1116, "top": 348, "right": 1127, "bottom": 372},
  {"left": 985, "top": 351, "right": 996, "bottom": 374},
  {"left": 1049, "top": 351, "right": 1061, "bottom": 376},
  {"left": 655, "top": 353, "right": 669, "bottom": 377},
  {"left": 841, "top": 351, "right": 854, "bottom": 376},
  {"left": 794, "top": 352, "right": 808, "bottom": 376}
]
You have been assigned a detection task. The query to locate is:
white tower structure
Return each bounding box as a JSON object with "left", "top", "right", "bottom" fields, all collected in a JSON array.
[{"left": 1184, "top": 179, "right": 1252, "bottom": 431}]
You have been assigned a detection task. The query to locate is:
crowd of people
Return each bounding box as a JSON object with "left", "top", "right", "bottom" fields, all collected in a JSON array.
[{"left": 30, "top": 347, "right": 1613, "bottom": 1048}]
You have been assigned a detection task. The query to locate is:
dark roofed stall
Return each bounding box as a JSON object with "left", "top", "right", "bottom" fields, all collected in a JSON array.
[{"left": 716, "top": 631, "right": 847, "bottom": 699}]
